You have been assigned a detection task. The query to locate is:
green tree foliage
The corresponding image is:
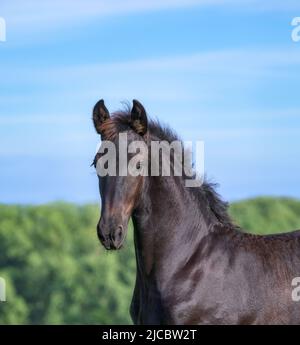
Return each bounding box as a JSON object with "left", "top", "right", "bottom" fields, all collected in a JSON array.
[
  {"left": 0, "top": 203, "right": 135, "bottom": 324},
  {"left": 229, "top": 197, "right": 300, "bottom": 235},
  {"left": 0, "top": 197, "right": 300, "bottom": 324}
]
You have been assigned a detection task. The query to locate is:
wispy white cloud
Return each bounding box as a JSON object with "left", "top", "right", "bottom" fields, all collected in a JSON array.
[
  {"left": 2, "top": 0, "right": 300, "bottom": 33},
  {"left": 0, "top": 0, "right": 239, "bottom": 27},
  {"left": 2, "top": 46, "right": 300, "bottom": 105},
  {"left": 1, "top": 47, "right": 299, "bottom": 159},
  {"left": 187, "top": 126, "right": 300, "bottom": 140},
  {"left": 0, "top": 114, "right": 85, "bottom": 125},
  {"left": 4, "top": 46, "right": 300, "bottom": 78}
]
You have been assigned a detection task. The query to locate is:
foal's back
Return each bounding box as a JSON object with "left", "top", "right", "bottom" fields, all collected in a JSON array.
[{"left": 166, "top": 225, "right": 300, "bottom": 324}]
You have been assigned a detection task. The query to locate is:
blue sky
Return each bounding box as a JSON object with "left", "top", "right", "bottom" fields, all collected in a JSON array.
[{"left": 0, "top": 0, "right": 300, "bottom": 204}]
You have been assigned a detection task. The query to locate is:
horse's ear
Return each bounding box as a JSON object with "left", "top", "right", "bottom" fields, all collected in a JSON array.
[
  {"left": 131, "top": 100, "right": 148, "bottom": 136},
  {"left": 93, "top": 99, "right": 110, "bottom": 135}
]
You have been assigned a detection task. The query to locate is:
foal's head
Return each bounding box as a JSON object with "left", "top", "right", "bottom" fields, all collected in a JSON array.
[{"left": 92, "top": 99, "right": 148, "bottom": 250}]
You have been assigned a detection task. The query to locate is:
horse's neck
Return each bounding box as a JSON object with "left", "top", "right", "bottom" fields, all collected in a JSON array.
[{"left": 132, "top": 177, "right": 214, "bottom": 278}]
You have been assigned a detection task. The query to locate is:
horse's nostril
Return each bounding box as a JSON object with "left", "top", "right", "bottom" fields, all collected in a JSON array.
[
  {"left": 116, "top": 226, "right": 123, "bottom": 239},
  {"left": 98, "top": 233, "right": 105, "bottom": 242},
  {"left": 97, "top": 228, "right": 106, "bottom": 243},
  {"left": 110, "top": 226, "right": 123, "bottom": 248}
]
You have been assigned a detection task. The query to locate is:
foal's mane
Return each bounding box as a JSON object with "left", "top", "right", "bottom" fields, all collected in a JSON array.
[
  {"left": 100, "top": 108, "right": 235, "bottom": 229},
  {"left": 100, "top": 107, "right": 179, "bottom": 143}
]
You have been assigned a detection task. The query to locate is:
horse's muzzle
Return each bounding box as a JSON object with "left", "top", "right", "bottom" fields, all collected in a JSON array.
[{"left": 97, "top": 221, "right": 125, "bottom": 250}]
